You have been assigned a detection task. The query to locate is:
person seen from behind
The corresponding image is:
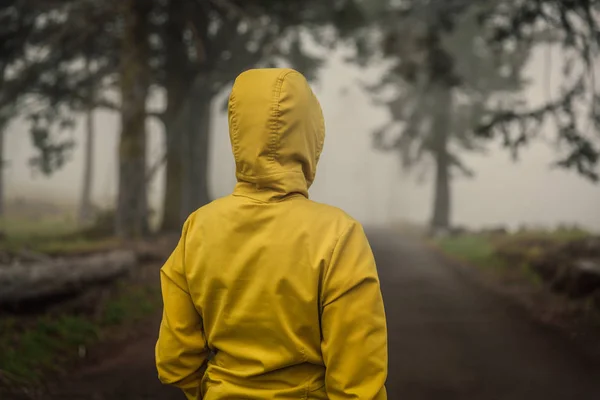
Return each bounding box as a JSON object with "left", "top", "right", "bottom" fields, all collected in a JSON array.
[{"left": 155, "top": 68, "right": 388, "bottom": 399}]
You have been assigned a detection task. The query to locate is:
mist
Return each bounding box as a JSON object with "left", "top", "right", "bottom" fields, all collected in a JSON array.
[{"left": 4, "top": 48, "right": 600, "bottom": 231}]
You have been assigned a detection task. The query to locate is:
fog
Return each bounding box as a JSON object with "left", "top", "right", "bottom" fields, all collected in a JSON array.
[{"left": 4, "top": 47, "right": 600, "bottom": 231}]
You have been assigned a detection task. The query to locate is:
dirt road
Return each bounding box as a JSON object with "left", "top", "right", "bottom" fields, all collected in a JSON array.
[
  {"left": 373, "top": 231, "right": 600, "bottom": 399},
  {"left": 44, "top": 230, "right": 600, "bottom": 399}
]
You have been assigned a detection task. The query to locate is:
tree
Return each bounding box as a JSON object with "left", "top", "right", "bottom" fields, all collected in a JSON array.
[
  {"left": 3, "top": 0, "right": 149, "bottom": 237},
  {"left": 0, "top": 0, "right": 42, "bottom": 217},
  {"left": 2, "top": 0, "right": 369, "bottom": 235},
  {"left": 156, "top": 0, "right": 367, "bottom": 231},
  {"left": 15, "top": 0, "right": 149, "bottom": 237},
  {"left": 365, "top": 2, "right": 529, "bottom": 230},
  {"left": 0, "top": 0, "right": 121, "bottom": 223},
  {"left": 115, "top": 0, "right": 152, "bottom": 238},
  {"left": 474, "top": 0, "right": 600, "bottom": 181},
  {"left": 0, "top": 118, "right": 6, "bottom": 218},
  {"left": 157, "top": 0, "right": 191, "bottom": 231},
  {"left": 78, "top": 56, "right": 96, "bottom": 225}
]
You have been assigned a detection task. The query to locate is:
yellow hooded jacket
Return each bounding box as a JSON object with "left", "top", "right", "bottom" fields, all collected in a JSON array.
[{"left": 156, "top": 68, "right": 388, "bottom": 399}]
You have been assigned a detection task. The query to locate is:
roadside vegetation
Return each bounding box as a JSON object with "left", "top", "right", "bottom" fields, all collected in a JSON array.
[
  {"left": 0, "top": 284, "right": 160, "bottom": 387},
  {"left": 0, "top": 203, "right": 167, "bottom": 393},
  {"left": 434, "top": 226, "right": 600, "bottom": 325},
  {"left": 437, "top": 227, "right": 590, "bottom": 279}
]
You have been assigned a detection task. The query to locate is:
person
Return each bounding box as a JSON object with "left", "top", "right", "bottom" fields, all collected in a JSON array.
[{"left": 155, "top": 68, "right": 388, "bottom": 399}]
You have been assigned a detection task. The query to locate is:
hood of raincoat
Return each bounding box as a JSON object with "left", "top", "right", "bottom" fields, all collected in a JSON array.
[{"left": 228, "top": 68, "right": 325, "bottom": 199}]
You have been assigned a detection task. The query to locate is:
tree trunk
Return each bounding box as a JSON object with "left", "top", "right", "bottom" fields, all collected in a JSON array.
[
  {"left": 431, "top": 138, "right": 451, "bottom": 230},
  {"left": 78, "top": 94, "right": 95, "bottom": 225},
  {"left": 116, "top": 0, "right": 150, "bottom": 238},
  {"left": 182, "top": 89, "right": 212, "bottom": 217},
  {"left": 160, "top": 0, "right": 190, "bottom": 232},
  {"left": 194, "top": 95, "right": 211, "bottom": 208},
  {"left": 160, "top": 117, "right": 184, "bottom": 232},
  {"left": 430, "top": 87, "right": 452, "bottom": 231},
  {"left": 0, "top": 123, "right": 4, "bottom": 218}
]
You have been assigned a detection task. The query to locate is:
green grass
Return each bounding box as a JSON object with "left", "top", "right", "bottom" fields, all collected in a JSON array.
[
  {"left": 436, "top": 235, "right": 506, "bottom": 270},
  {"left": 509, "top": 227, "right": 590, "bottom": 243},
  {"left": 0, "top": 214, "right": 78, "bottom": 241},
  {"left": 435, "top": 228, "right": 593, "bottom": 287},
  {"left": 0, "top": 213, "right": 119, "bottom": 256},
  {"left": 100, "top": 286, "right": 161, "bottom": 326},
  {"left": 0, "top": 315, "right": 98, "bottom": 384},
  {"left": 0, "top": 285, "right": 162, "bottom": 385}
]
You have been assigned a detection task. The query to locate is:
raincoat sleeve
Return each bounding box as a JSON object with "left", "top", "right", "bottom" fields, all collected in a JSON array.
[
  {"left": 320, "top": 221, "right": 388, "bottom": 399},
  {"left": 156, "top": 219, "right": 208, "bottom": 400}
]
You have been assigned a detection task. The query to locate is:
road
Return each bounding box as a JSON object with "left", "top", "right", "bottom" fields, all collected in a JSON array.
[
  {"left": 372, "top": 230, "right": 600, "bottom": 399},
  {"left": 43, "top": 230, "right": 600, "bottom": 399}
]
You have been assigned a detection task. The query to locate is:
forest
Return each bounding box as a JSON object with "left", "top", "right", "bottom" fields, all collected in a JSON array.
[{"left": 0, "top": 1, "right": 599, "bottom": 399}]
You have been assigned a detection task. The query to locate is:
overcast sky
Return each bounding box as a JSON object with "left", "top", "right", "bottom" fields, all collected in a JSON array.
[{"left": 4, "top": 46, "right": 600, "bottom": 231}]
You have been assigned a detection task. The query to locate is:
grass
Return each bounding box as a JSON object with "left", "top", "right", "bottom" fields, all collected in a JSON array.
[
  {"left": 0, "top": 214, "right": 77, "bottom": 240},
  {"left": 435, "top": 228, "right": 593, "bottom": 287},
  {"left": 509, "top": 227, "right": 590, "bottom": 243},
  {"left": 0, "top": 213, "right": 120, "bottom": 256},
  {"left": 100, "top": 285, "right": 162, "bottom": 326},
  {"left": 0, "top": 315, "right": 98, "bottom": 384},
  {"left": 0, "top": 284, "right": 162, "bottom": 386},
  {"left": 435, "top": 234, "right": 506, "bottom": 270}
]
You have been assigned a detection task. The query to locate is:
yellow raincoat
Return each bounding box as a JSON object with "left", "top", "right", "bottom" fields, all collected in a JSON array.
[{"left": 156, "top": 68, "right": 388, "bottom": 399}]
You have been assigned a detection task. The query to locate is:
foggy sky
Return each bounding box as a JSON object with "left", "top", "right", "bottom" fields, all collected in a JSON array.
[{"left": 4, "top": 47, "right": 600, "bottom": 231}]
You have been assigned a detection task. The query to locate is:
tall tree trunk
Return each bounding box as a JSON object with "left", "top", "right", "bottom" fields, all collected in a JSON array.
[
  {"left": 182, "top": 89, "right": 212, "bottom": 217},
  {"left": 194, "top": 93, "right": 212, "bottom": 208},
  {"left": 430, "top": 86, "right": 452, "bottom": 231},
  {"left": 0, "top": 63, "right": 6, "bottom": 220},
  {"left": 78, "top": 59, "right": 95, "bottom": 225},
  {"left": 160, "top": 0, "right": 189, "bottom": 232},
  {"left": 0, "top": 123, "right": 4, "bottom": 218},
  {"left": 116, "top": 0, "right": 150, "bottom": 238},
  {"left": 78, "top": 106, "right": 94, "bottom": 224},
  {"left": 160, "top": 115, "right": 184, "bottom": 231},
  {"left": 431, "top": 137, "right": 451, "bottom": 230}
]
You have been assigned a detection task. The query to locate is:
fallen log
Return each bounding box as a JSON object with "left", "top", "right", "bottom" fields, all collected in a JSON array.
[{"left": 0, "top": 250, "right": 137, "bottom": 304}]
